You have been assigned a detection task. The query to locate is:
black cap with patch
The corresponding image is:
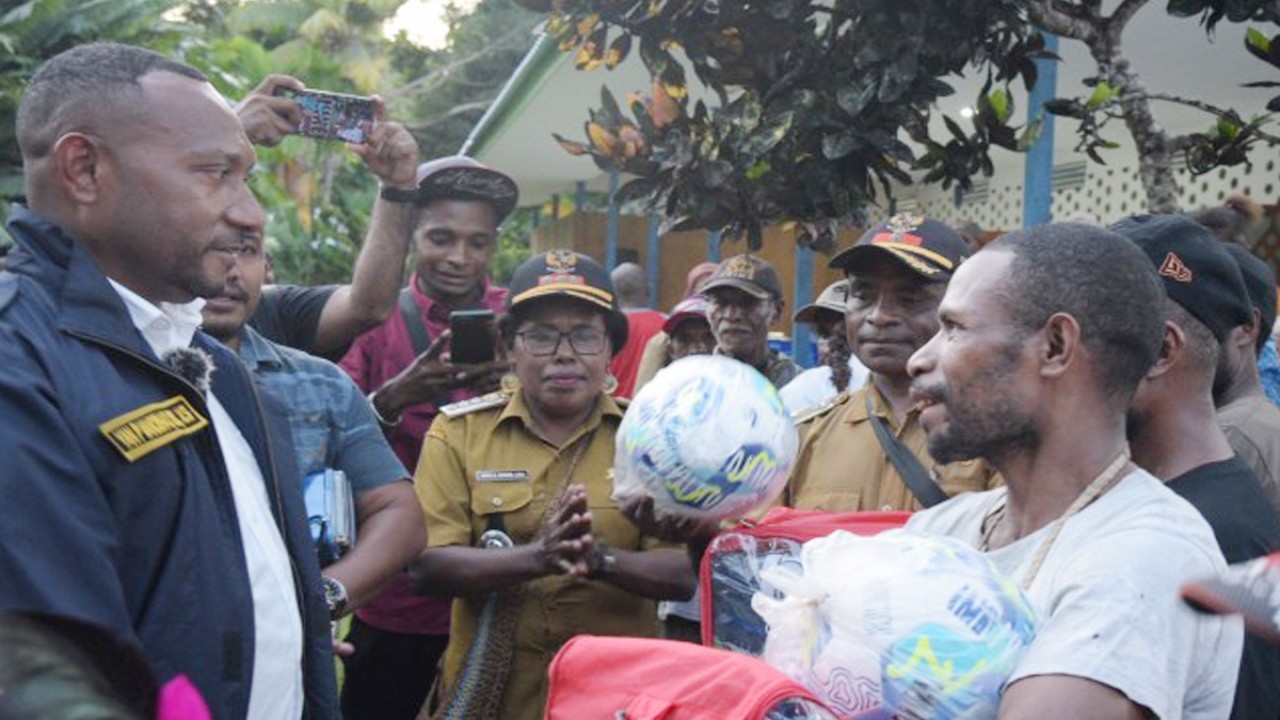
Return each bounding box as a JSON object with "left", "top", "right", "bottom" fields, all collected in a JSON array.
[
  {"left": 507, "top": 250, "right": 628, "bottom": 352},
  {"left": 701, "top": 254, "right": 785, "bottom": 300},
  {"left": 829, "top": 213, "right": 969, "bottom": 281},
  {"left": 1222, "top": 243, "right": 1278, "bottom": 355},
  {"left": 1111, "top": 214, "right": 1252, "bottom": 343}
]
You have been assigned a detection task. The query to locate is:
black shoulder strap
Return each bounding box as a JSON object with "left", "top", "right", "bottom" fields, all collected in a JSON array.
[
  {"left": 398, "top": 287, "right": 433, "bottom": 356},
  {"left": 865, "top": 393, "right": 949, "bottom": 508}
]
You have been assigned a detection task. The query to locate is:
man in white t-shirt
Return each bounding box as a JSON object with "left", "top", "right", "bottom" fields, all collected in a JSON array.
[{"left": 905, "top": 222, "right": 1242, "bottom": 719}]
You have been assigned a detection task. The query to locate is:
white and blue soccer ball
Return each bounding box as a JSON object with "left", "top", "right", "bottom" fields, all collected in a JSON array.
[{"left": 613, "top": 354, "right": 798, "bottom": 520}]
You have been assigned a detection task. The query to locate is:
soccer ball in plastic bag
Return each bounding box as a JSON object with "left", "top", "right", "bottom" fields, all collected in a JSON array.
[
  {"left": 612, "top": 355, "right": 798, "bottom": 520},
  {"left": 753, "top": 530, "right": 1037, "bottom": 720}
]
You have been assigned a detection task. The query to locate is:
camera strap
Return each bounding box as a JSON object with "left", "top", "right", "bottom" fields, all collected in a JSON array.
[
  {"left": 398, "top": 287, "right": 434, "bottom": 356},
  {"left": 865, "top": 393, "right": 948, "bottom": 508}
]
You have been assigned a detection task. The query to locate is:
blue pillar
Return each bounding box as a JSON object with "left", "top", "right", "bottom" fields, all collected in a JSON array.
[
  {"left": 646, "top": 211, "right": 661, "bottom": 309},
  {"left": 1023, "top": 32, "right": 1059, "bottom": 227},
  {"left": 575, "top": 180, "right": 587, "bottom": 214},
  {"left": 605, "top": 171, "right": 620, "bottom": 270},
  {"left": 550, "top": 194, "right": 560, "bottom": 244},
  {"left": 707, "top": 230, "right": 722, "bottom": 262},
  {"left": 793, "top": 244, "right": 815, "bottom": 367}
]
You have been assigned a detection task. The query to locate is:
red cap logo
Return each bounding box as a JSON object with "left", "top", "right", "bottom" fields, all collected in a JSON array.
[{"left": 1159, "top": 252, "right": 1193, "bottom": 283}]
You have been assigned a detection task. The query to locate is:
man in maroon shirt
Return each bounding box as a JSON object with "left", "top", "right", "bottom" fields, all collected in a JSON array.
[{"left": 339, "top": 156, "right": 514, "bottom": 720}]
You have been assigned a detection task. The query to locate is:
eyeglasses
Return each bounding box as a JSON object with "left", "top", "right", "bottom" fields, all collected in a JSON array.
[{"left": 516, "top": 328, "right": 607, "bottom": 356}]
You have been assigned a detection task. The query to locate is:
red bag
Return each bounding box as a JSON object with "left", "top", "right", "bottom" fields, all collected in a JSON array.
[
  {"left": 699, "top": 507, "right": 911, "bottom": 652},
  {"left": 543, "top": 635, "right": 839, "bottom": 719}
]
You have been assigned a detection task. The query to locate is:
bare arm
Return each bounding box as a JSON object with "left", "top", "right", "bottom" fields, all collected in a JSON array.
[
  {"left": 324, "top": 481, "right": 425, "bottom": 610},
  {"left": 310, "top": 97, "right": 420, "bottom": 355},
  {"left": 999, "top": 676, "right": 1152, "bottom": 720},
  {"left": 592, "top": 546, "right": 696, "bottom": 601}
]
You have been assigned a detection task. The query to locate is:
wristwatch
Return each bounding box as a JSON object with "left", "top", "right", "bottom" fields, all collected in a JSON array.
[
  {"left": 322, "top": 576, "right": 349, "bottom": 620},
  {"left": 591, "top": 544, "right": 618, "bottom": 578},
  {"left": 379, "top": 185, "right": 421, "bottom": 203}
]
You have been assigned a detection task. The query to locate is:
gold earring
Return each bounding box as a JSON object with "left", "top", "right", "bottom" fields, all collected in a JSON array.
[
  {"left": 500, "top": 373, "right": 521, "bottom": 394},
  {"left": 602, "top": 373, "right": 619, "bottom": 394}
]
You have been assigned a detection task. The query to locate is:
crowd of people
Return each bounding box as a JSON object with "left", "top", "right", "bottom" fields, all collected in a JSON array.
[{"left": 3, "top": 40, "right": 1280, "bottom": 720}]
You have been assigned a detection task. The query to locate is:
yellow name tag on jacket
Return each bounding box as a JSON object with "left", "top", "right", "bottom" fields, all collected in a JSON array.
[{"left": 99, "top": 396, "right": 209, "bottom": 462}]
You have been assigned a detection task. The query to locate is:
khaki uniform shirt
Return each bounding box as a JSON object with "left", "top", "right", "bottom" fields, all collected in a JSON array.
[
  {"left": 417, "top": 390, "right": 659, "bottom": 720},
  {"left": 785, "top": 382, "right": 1000, "bottom": 511}
]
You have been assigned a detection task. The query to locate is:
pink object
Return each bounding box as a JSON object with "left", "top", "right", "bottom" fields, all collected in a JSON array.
[{"left": 157, "top": 676, "right": 212, "bottom": 720}]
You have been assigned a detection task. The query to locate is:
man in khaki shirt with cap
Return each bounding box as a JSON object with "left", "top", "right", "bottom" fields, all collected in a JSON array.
[{"left": 785, "top": 213, "right": 999, "bottom": 511}]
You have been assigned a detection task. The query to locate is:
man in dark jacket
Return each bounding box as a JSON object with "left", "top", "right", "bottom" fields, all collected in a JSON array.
[{"left": 0, "top": 43, "right": 337, "bottom": 719}]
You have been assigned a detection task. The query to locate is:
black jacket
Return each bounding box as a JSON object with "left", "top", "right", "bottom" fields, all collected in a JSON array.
[{"left": 0, "top": 205, "right": 338, "bottom": 719}]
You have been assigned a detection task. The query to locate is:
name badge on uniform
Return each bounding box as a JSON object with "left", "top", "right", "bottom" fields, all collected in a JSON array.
[
  {"left": 99, "top": 396, "right": 209, "bottom": 462},
  {"left": 475, "top": 469, "right": 529, "bottom": 483}
]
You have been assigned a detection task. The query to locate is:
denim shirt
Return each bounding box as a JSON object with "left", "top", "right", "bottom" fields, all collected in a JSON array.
[{"left": 238, "top": 325, "right": 406, "bottom": 491}]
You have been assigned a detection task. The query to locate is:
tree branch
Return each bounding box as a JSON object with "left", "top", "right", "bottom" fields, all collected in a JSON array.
[
  {"left": 1138, "top": 92, "right": 1280, "bottom": 143},
  {"left": 1106, "top": 0, "right": 1148, "bottom": 44},
  {"left": 384, "top": 25, "right": 527, "bottom": 100},
  {"left": 1025, "top": 0, "right": 1095, "bottom": 41}
]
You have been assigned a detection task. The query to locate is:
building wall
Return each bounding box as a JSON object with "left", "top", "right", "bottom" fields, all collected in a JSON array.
[
  {"left": 902, "top": 152, "right": 1279, "bottom": 235},
  {"left": 530, "top": 149, "right": 1280, "bottom": 324}
]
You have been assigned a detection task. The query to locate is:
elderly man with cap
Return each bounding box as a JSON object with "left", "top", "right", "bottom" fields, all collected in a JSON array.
[
  {"left": 779, "top": 279, "right": 870, "bottom": 415},
  {"left": 1114, "top": 214, "right": 1280, "bottom": 720},
  {"left": 409, "top": 250, "right": 694, "bottom": 720},
  {"left": 783, "top": 214, "right": 998, "bottom": 512},
  {"left": 337, "top": 155, "right": 516, "bottom": 720},
  {"left": 702, "top": 254, "right": 800, "bottom": 387},
  {"left": 1211, "top": 242, "right": 1280, "bottom": 516},
  {"left": 235, "top": 73, "right": 420, "bottom": 361}
]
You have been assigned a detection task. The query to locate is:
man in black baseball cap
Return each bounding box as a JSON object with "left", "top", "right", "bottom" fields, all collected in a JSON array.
[
  {"left": 1115, "top": 213, "right": 1280, "bottom": 720},
  {"left": 1212, "top": 241, "right": 1280, "bottom": 521},
  {"left": 783, "top": 213, "right": 998, "bottom": 514},
  {"left": 700, "top": 254, "right": 800, "bottom": 388}
]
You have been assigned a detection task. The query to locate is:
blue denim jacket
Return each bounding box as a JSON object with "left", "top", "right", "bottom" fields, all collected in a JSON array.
[{"left": 238, "top": 326, "right": 406, "bottom": 491}]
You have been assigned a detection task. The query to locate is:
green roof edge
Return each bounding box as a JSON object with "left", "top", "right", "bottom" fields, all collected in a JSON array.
[{"left": 460, "top": 33, "right": 566, "bottom": 159}]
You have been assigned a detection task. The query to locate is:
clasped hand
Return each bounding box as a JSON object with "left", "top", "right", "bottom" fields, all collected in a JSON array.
[{"left": 532, "top": 484, "right": 599, "bottom": 577}]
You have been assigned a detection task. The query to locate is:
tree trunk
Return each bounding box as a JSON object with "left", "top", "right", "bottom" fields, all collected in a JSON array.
[{"left": 1084, "top": 15, "right": 1181, "bottom": 212}]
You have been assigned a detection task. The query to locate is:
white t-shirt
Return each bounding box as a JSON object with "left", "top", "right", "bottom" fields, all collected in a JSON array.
[
  {"left": 109, "top": 281, "right": 304, "bottom": 720},
  {"left": 780, "top": 355, "right": 870, "bottom": 416},
  {"left": 907, "top": 469, "right": 1242, "bottom": 720}
]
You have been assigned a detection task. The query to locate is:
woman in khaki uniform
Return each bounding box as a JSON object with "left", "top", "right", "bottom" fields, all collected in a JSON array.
[{"left": 410, "top": 251, "right": 695, "bottom": 720}]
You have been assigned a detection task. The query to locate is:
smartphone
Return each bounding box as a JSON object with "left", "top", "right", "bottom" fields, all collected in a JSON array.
[
  {"left": 274, "top": 88, "right": 374, "bottom": 144},
  {"left": 449, "top": 309, "right": 497, "bottom": 365}
]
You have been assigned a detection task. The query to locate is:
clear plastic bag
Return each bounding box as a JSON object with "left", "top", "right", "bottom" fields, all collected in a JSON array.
[{"left": 754, "top": 530, "right": 1037, "bottom": 720}]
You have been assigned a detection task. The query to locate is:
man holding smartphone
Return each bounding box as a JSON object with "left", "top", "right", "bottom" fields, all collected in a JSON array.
[
  {"left": 234, "top": 75, "right": 419, "bottom": 361},
  {"left": 338, "top": 155, "right": 515, "bottom": 720}
]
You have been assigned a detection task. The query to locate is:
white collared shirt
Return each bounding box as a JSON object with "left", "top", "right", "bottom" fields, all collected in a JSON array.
[{"left": 109, "top": 281, "right": 304, "bottom": 720}]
